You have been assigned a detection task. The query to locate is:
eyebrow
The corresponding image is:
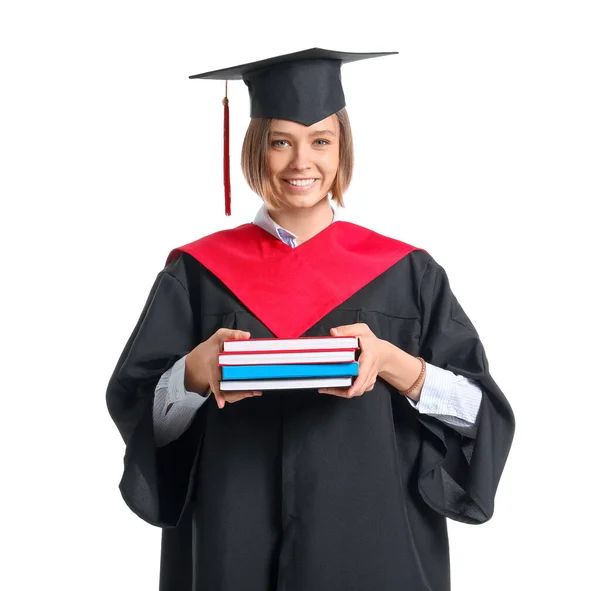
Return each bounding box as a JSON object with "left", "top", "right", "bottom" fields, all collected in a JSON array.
[{"left": 269, "top": 129, "right": 337, "bottom": 138}]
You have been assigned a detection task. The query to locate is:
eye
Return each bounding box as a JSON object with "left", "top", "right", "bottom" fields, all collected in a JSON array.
[
  {"left": 314, "top": 139, "right": 330, "bottom": 146},
  {"left": 271, "top": 140, "right": 289, "bottom": 147}
]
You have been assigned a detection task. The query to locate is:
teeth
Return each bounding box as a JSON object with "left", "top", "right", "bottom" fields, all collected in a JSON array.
[{"left": 286, "top": 179, "right": 316, "bottom": 187}]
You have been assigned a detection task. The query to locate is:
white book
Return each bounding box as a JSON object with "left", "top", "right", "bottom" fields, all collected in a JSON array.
[
  {"left": 222, "top": 336, "right": 359, "bottom": 353},
  {"left": 219, "top": 350, "right": 356, "bottom": 365},
  {"left": 219, "top": 377, "right": 353, "bottom": 391}
]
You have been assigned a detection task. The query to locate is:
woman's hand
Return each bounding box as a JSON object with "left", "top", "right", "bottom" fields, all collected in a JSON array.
[
  {"left": 318, "top": 323, "right": 391, "bottom": 398},
  {"left": 184, "top": 328, "right": 262, "bottom": 409}
]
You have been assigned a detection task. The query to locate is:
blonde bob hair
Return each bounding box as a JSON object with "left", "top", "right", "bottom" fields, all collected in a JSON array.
[{"left": 241, "top": 108, "right": 353, "bottom": 210}]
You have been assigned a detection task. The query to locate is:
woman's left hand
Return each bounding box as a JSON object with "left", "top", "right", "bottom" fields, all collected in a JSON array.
[{"left": 318, "top": 323, "right": 390, "bottom": 398}]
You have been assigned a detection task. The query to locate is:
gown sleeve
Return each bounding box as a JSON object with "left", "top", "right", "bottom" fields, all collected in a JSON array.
[
  {"left": 416, "top": 254, "right": 516, "bottom": 524},
  {"left": 105, "top": 255, "right": 205, "bottom": 528}
]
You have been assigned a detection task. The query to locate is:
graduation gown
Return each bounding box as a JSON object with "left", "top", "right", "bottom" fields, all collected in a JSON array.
[{"left": 106, "top": 221, "right": 515, "bottom": 591}]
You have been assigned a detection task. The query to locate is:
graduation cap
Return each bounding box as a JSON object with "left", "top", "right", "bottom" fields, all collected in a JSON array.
[{"left": 190, "top": 48, "right": 398, "bottom": 215}]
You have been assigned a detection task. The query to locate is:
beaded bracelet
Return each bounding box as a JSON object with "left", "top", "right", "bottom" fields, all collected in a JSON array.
[{"left": 399, "top": 357, "right": 426, "bottom": 396}]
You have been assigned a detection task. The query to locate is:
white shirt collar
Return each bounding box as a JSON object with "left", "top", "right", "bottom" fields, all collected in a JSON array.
[{"left": 253, "top": 202, "right": 342, "bottom": 247}]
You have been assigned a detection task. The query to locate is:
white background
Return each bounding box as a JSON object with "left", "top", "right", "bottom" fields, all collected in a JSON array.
[{"left": 2, "top": 1, "right": 598, "bottom": 589}]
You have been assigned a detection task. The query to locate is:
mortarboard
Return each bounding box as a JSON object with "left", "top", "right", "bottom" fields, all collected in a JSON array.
[{"left": 190, "top": 48, "right": 398, "bottom": 215}]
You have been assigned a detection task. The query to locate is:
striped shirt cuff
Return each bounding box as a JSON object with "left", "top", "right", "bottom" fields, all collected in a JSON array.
[
  {"left": 405, "top": 362, "right": 483, "bottom": 438},
  {"left": 165, "top": 355, "right": 211, "bottom": 407},
  {"left": 152, "top": 355, "right": 211, "bottom": 447}
]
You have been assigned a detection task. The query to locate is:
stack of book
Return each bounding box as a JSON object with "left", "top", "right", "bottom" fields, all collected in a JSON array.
[{"left": 219, "top": 336, "right": 360, "bottom": 391}]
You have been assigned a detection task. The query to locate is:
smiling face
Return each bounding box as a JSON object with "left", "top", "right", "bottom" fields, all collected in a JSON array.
[{"left": 266, "top": 115, "right": 340, "bottom": 212}]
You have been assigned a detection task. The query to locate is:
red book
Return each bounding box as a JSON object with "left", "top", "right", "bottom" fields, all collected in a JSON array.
[{"left": 222, "top": 335, "right": 358, "bottom": 353}]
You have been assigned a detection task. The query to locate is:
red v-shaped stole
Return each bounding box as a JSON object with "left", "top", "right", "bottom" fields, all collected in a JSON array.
[{"left": 166, "top": 222, "right": 425, "bottom": 338}]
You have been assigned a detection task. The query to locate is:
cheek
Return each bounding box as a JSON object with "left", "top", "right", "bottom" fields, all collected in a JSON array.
[
  {"left": 267, "top": 153, "right": 287, "bottom": 178},
  {"left": 321, "top": 153, "right": 339, "bottom": 176}
]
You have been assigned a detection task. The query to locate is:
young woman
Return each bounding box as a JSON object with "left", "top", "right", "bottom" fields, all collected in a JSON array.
[{"left": 107, "top": 48, "right": 515, "bottom": 591}]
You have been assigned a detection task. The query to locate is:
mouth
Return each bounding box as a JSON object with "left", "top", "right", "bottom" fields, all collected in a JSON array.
[{"left": 284, "top": 178, "right": 318, "bottom": 187}]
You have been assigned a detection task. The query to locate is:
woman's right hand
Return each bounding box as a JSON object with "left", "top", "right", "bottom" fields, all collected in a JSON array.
[{"left": 184, "top": 328, "right": 262, "bottom": 409}]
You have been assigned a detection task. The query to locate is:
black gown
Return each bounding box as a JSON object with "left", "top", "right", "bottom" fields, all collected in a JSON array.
[{"left": 106, "top": 221, "right": 515, "bottom": 591}]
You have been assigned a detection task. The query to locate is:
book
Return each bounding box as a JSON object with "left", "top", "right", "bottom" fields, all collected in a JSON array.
[
  {"left": 219, "top": 349, "right": 356, "bottom": 366},
  {"left": 222, "top": 336, "right": 359, "bottom": 353},
  {"left": 221, "top": 362, "right": 359, "bottom": 381},
  {"left": 219, "top": 377, "right": 353, "bottom": 391}
]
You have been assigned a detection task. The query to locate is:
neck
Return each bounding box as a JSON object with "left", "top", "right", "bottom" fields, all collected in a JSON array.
[{"left": 267, "top": 197, "right": 334, "bottom": 245}]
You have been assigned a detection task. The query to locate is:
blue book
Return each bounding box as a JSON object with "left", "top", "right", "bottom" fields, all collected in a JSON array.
[{"left": 221, "top": 362, "right": 359, "bottom": 381}]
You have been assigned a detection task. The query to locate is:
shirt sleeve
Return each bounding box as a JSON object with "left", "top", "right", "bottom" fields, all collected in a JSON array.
[
  {"left": 153, "top": 354, "right": 211, "bottom": 448},
  {"left": 405, "top": 362, "right": 482, "bottom": 438}
]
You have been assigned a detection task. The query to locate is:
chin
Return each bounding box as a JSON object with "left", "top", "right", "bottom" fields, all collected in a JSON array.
[
  {"left": 278, "top": 189, "right": 331, "bottom": 209},
  {"left": 282, "top": 198, "right": 325, "bottom": 211}
]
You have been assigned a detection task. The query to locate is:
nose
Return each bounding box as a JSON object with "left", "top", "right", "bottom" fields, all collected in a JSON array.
[{"left": 289, "top": 144, "right": 312, "bottom": 171}]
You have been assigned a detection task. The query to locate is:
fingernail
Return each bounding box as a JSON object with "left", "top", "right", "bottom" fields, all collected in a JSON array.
[{"left": 331, "top": 328, "right": 338, "bottom": 335}]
